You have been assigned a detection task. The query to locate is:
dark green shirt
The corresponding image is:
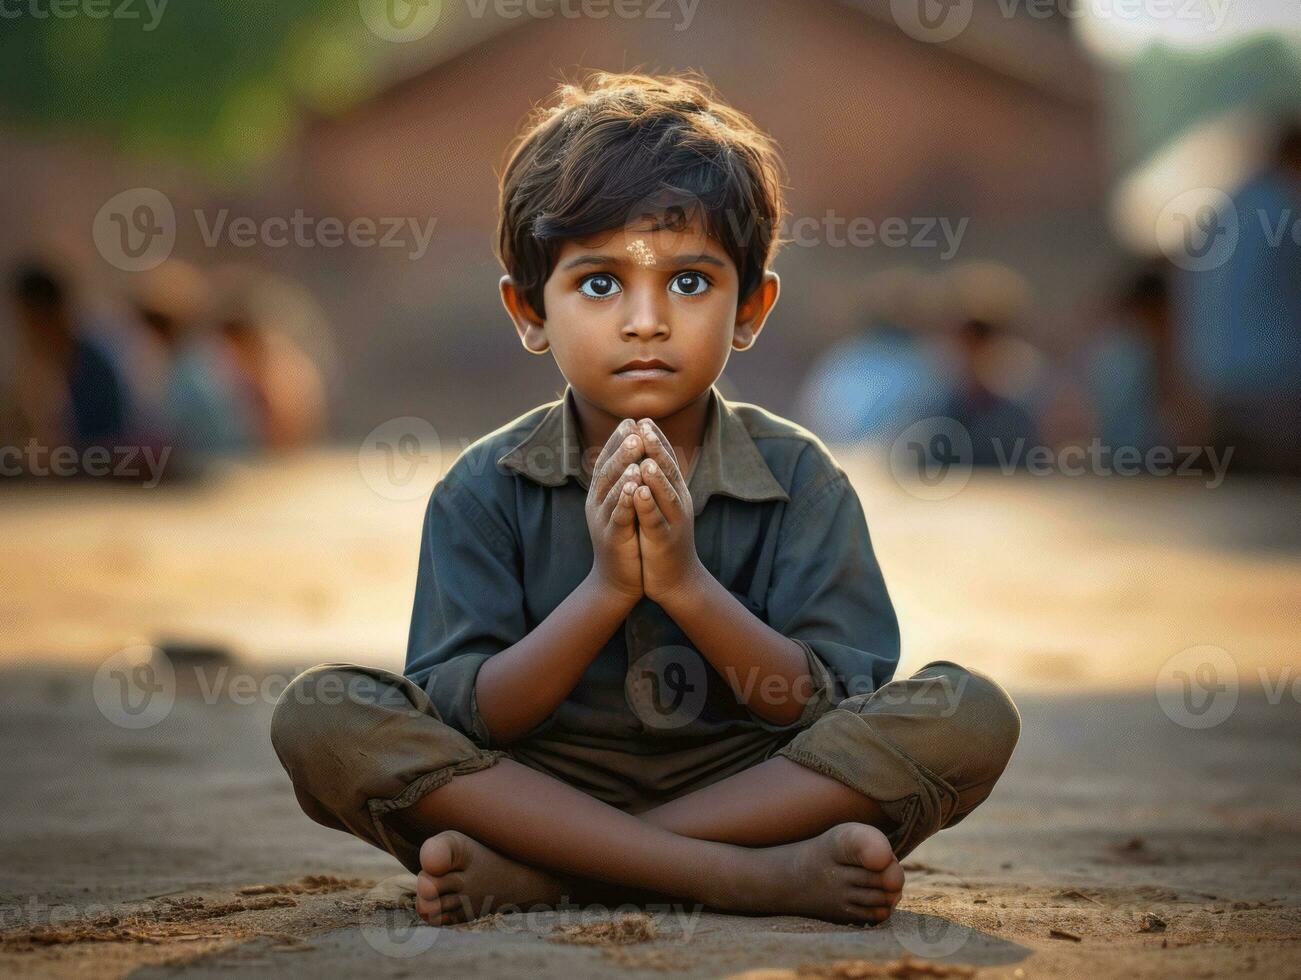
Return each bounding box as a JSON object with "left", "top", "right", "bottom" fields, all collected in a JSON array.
[{"left": 405, "top": 383, "right": 900, "bottom": 752}]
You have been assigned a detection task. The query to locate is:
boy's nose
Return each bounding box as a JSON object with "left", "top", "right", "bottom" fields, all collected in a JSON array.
[{"left": 620, "top": 295, "right": 670, "bottom": 340}]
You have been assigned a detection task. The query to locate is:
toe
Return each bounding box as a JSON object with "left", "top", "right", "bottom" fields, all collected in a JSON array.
[
  {"left": 416, "top": 888, "right": 470, "bottom": 926},
  {"left": 414, "top": 893, "right": 443, "bottom": 925},
  {"left": 439, "top": 891, "right": 471, "bottom": 920},
  {"left": 879, "top": 858, "right": 905, "bottom": 894},
  {"left": 434, "top": 871, "right": 466, "bottom": 895},
  {"left": 847, "top": 887, "right": 894, "bottom": 909},
  {"left": 416, "top": 870, "right": 438, "bottom": 901},
  {"left": 863, "top": 904, "right": 893, "bottom": 924},
  {"left": 831, "top": 823, "right": 896, "bottom": 874},
  {"left": 418, "top": 868, "right": 466, "bottom": 901},
  {"left": 419, "top": 830, "right": 470, "bottom": 877}
]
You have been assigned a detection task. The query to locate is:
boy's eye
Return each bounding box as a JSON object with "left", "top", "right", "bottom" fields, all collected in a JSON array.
[
  {"left": 578, "top": 274, "right": 622, "bottom": 298},
  {"left": 669, "top": 272, "right": 710, "bottom": 296}
]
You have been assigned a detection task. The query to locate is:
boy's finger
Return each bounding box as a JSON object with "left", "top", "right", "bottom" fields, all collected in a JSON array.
[
  {"left": 598, "top": 463, "right": 640, "bottom": 521},
  {"left": 636, "top": 418, "right": 677, "bottom": 463},
  {"left": 592, "top": 418, "right": 635, "bottom": 475},
  {"left": 638, "top": 458, "right": 682, "bottom": 516},
  {"left": 632, "top": 483, "right": 667, "bottom": 530},
  {"left": 592, "top": 418, "right": 638, "bottom": 478},
  {"left": 637, "top": 419, "right": 686, "bottom": 494},
  {"left": 609, "top": 479, "right": 639, "bottom": 528},
  {"left": 592, "top": 427, "right": 643, "bottom": 502}
]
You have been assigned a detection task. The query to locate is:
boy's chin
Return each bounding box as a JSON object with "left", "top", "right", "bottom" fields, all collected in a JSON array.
[{"left": 591, "top": 380, "right": 712, "bottom": 421}]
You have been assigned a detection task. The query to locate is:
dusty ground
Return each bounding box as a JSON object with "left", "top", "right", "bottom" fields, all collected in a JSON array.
[{"left": 1, "top": 451, "right": 1299, "bottom": 978}]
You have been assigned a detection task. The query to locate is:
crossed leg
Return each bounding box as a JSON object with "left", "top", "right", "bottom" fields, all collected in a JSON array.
[
  {"left": 274, "top": 660, "right": 1018, "bottom": 927},
  {"left": 395, "top": 756, "right": 904, "bottom": 926}
]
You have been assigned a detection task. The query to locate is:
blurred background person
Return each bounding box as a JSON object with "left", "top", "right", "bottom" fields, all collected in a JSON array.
[
  {"left": 937, "top": 317, "right": 1041, "bottom": 467},
  {"left": 796, "top": 269, "right": 947, "bottom": 444},
  {"left": 1082, "top": 262, "right": 1174, "bottom": 452},
  {"left": 1172, "top": 119, "right": 1301, "bottom": 474},
  {"left": 129, "top": 259, "right": 256, "bottom": 458},
  {"left": 211, "top": 266, "right": 325, "bottom": 452},
  {"left": 6, "top": 260, "right": 133, "bottom": 451}
]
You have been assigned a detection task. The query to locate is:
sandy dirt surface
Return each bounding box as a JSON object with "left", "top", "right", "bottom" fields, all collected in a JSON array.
[{"left": 1, "top": 452, "right": 1299, "bottom": 977}]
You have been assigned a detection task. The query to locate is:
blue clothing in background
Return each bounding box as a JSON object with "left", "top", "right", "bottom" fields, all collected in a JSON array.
[
  {"left": 66, "top": 334, "right": 130, "bottom": 446},
  {"left": 1177, "top": 169, "right": 1301, "bottom": 400},
  {"left": 797, "top": 326, "right": 946, "bottom": 443},
  {"left": 165, "top": 343, "right": 255, "bottom": 454},
  {"left": 1085, "top": 325, "right": 1161, "bottom": 451}
]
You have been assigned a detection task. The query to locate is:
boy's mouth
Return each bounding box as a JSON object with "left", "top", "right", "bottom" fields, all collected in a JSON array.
[{"left": 614, "top": 358, "right": 675, "bottom": 379}]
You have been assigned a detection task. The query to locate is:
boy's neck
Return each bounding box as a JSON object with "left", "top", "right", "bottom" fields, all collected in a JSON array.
[{"left": 572, "top": 387, "right": 712, "bottom": 486}]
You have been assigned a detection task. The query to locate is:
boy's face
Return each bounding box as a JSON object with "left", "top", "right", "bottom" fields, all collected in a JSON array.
[{"left": 503, "top": 217, "right": 779, "bottom": 422}]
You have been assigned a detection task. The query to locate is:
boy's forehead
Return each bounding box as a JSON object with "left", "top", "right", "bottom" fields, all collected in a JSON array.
[{"left": 558, "top": 217, "right": 729, "bottom": 269}]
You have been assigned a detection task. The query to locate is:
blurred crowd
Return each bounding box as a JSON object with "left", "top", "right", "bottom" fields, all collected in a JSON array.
[
  {"left": 800, "top": 123, "right": 1301, "bottom": 477},
  {"left": 4, "top": 124, "right": 1299, "bottom": 484},
  {"left": 2, "top": 258, "right": 325, "bottom": 478}
]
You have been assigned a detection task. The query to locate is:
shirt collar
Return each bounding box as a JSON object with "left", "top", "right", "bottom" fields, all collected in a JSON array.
[{"left": 496, "top": 383, "right": 790, "bottom": 515}]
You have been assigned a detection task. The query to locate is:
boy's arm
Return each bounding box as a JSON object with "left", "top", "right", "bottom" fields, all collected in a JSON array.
[
  {"left": 474, "top": 575, "right": 637, "bottom": 743},
  {"left": 475, "top": 419, "right": 648, "bottom": 744},
  {"left": 658, "top": 569, "right": 815, "bottom": 726},
  {"left": 633, "top": 422, "right": 898, "bottom": 726},
  {"left": 631, "top": 422, "right": 811, "bottom": 725}
]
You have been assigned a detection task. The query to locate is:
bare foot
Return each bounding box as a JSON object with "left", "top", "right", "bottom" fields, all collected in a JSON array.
[
  {"left": 416, "top": 831, "right": 569, "bottom": 924},
  {"left": 728, "top": 823, "right": 905, "bottom": 924}
]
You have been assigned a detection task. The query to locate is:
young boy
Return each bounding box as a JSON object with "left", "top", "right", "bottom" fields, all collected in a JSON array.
[{"left": 271, "top": 72, "right": 1019, "bottom": 926}]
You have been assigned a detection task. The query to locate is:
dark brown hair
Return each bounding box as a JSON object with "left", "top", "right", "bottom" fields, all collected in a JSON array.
[{"left": 496, "top": 71, "right": 786, "bottom": 317}]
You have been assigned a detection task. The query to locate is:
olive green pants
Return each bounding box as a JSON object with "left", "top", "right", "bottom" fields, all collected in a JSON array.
[{"left": 270, "top": 661, "right": 1019, "bottom": 874}]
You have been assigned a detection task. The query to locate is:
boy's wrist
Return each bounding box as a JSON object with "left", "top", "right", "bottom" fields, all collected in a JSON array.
[
  {"left": 652, "top": 558, "right": 712, "bottom": 616},
  {"left": 583, "top": 570, "right": 643, "bottom": 616}
]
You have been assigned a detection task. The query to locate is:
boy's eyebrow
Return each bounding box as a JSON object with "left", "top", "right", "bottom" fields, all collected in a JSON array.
[{"left": 560, "top": 252, "right": 728, "bottom": 270}]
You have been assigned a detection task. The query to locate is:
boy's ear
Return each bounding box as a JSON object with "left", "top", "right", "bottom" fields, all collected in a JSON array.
[
  {"left": 500, "top": 275, "right": 549, "bottom": 354},
  {"left": 731, "top": 271, "right": 780, "bottom": 352}
]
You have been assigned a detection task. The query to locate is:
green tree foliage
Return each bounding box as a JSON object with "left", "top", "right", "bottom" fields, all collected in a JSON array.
[{"left": 0, "top": 0, "right": 380, "bottom": 171}]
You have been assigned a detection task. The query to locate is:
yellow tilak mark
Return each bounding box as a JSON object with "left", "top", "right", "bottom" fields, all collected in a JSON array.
[{"left": 626, "top": 239, "right": 656, "bottom": 267}]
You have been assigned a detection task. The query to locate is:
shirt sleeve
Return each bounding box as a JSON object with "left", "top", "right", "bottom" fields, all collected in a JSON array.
[
  {"left": 765, "top": 466, "right": 900, "bottom": 709},
  {"left": 404, "top": 478, "right": 526, "bottom": 745}
]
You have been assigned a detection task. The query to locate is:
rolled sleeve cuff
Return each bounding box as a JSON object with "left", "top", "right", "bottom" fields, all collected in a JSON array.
[
  {"left": 420, "top": 652, "right": 494, "bottom": 746},
  {"left": 792, "top": 638, "right": 841, "bottom": 727}
]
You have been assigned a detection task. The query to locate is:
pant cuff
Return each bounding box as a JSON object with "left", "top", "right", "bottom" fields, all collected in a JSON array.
[
  {"left": 366, "top": 750, "right": 507, "bottom": 873},
  {"left": 776, "top": 707, "right": 958, "bottom": 859}
]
